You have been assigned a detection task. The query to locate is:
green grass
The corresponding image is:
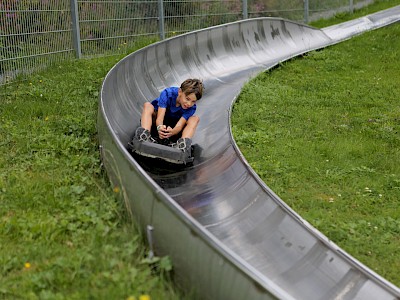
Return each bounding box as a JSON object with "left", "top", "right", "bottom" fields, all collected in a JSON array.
[
  {"left": 0, "top": 52, "right": 180, "bottom": 299},
  {"left": 232, "top": 19, "right": 400, "bottom": 287},
  {"left": 1, "top": 1, "right": 399, "bottom": 298},
  {"left": 310, "top": 0, "right": 400, "bottom": 28}
]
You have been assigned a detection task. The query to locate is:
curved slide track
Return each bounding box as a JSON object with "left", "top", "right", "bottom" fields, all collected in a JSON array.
[{"left": 98, "top": 6, "right": 400, "bottom": 300}]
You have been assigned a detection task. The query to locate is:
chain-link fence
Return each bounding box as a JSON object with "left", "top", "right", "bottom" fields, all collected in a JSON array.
[
  {"left": 1, "top": 0, "right": 374, "bottom": 85},
  {"left": 0, "top": 0, "right": 74, "bottom": 85}
]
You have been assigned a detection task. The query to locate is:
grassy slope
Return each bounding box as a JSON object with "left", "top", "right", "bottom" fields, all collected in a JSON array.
[
  {"left": 1, "top": 1, "right": 399, "bottom": 299},
  {"left": 232, "top": 8, "right": 400, "bottom": 287},
  {"left": 311, "top": 0, "right": 400, "bottom": 27},
  {"left": 0, "top": 55, "right": 180, "bottom": 299}
]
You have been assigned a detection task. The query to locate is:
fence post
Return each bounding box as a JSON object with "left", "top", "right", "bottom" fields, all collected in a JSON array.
[
  {"left": 349, "top": 0, "right": 354, "bottom": 13},
  {"left": 242, "top": 0, "right": 248, "bottom": 19},
  {"left": 158, "top": 0, "right": 165, "bottom": 40},
  {"left": 70, "top": 0, "right": 82, "bottom": 58},
  {"left": 303, "top": 0, "right": 309, "bottom": 24}
]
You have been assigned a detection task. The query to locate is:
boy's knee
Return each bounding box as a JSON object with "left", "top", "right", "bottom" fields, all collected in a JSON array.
[
  {"left": 143, "top": 102, "right": 154, "bottom": 113},
  {"left": 188, "top": 115, "right": 200, "bottom": 125},
  {"left": 143, "top": 102, "right": 153, "bottom": 109}
]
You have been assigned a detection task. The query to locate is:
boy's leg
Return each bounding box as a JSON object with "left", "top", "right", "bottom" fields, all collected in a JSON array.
[
  {"left": 141, "top": 102, "right": 155, "bottom": 131},
  {"left": 133, "top": 102, "right": 156, "bottom": 143},
  {"left": 171, "top": 116, "right": 199, "bottom": 155},
  {"left": 181, "top": 116, "right": 200, "bottom": 139}
]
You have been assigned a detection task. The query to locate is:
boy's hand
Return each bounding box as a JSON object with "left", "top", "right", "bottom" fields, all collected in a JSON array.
[
  {"left": 157, "top": 124, "right": 166, "bottom": 139},
  {"left": 158, "top": 125, "right": 173, "bottom": 139}
]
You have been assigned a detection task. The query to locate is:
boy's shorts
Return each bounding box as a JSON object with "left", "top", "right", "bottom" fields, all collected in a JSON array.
[{"left": 150, "top": 115, "right": 182, "bottom": 143}]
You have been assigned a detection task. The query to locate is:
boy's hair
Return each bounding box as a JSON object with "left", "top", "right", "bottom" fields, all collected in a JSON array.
[{"left": 180, "top": 79, "right": 204, "bottom": 100}]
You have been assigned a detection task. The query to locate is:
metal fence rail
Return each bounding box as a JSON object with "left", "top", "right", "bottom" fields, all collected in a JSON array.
[{"left": 0, "top": 0, "right": 374, "bottom": 85}]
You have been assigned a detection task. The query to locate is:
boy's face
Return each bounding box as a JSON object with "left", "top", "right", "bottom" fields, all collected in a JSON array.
[{"left": 178, "top": 89, "right": 197, "bottom": 109}]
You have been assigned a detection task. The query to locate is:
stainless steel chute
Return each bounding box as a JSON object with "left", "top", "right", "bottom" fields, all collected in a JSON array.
[{"left": 98, "top": 6, "right": 400, "bottom": 300}]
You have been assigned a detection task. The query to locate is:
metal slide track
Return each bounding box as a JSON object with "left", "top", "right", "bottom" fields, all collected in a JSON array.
[{"left": 98, "top": 6, "right": 400, "bottom": 300}]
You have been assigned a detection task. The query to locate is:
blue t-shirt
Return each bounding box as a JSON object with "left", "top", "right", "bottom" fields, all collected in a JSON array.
[{"left": 151, "top": 87, "right": 196, "bottom": 120}]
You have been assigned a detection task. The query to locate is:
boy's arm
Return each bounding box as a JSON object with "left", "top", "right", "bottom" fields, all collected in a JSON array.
[
  {"left": 156, "top": 108, "right": 170, "bottom": 139},
  {"left": 170, "top": 117, "right": 187, "bottom": 135},
  {"left": 156, "top": 108, "right": 166, "bottom": 127}
]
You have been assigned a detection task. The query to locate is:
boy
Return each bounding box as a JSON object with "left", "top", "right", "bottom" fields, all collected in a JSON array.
[{"left": 133, "top": 78, "right": 203, "bottom": 155}]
